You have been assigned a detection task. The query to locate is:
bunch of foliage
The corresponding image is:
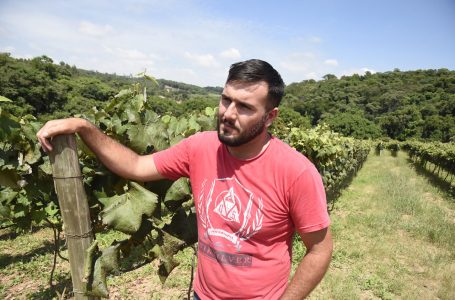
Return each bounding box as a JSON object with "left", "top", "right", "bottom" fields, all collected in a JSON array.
[
  {"left": 280, "top": 125, "right": 370, "bottom": 202},
  {"left": 375, "top": 141, "right": 385, "bottom": 156},
  {"left": 0, "top": 81, "right": 216, "bottom": 297},
  {"left": 0, "top": 53, "right": 220, "bottom": 121},
  {"left": 402, "top": 140, "right": 455, "bottom": 183},
  {"left": 385, "top": 140, "right": 401, "bottom": 157},
  {"left": 1, "top": 80, "right": 370, "bottom": 297},
  {"left": 0, "top": 96, "right": 59, "bottom": 230},
  {"left": 285, "top": 69, "right": 455, "bottom": 142}
]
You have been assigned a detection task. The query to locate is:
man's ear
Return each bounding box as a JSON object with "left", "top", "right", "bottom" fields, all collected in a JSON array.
[{"left": 265, "top": 107, "right": 279, "bottom": 128}]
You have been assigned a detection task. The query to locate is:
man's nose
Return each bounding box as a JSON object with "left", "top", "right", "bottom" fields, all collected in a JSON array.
[{"left": 223, "top": 102, "right": 237, "bottom": 121}]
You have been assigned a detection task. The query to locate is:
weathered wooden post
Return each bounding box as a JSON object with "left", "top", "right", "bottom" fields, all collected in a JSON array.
[{"left": 49, "top": 134, "right": 98, "bottom": 300}]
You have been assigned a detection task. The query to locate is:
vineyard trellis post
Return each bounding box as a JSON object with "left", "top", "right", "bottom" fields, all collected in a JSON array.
[{"left": 49, "top": 134, "right": 98, "bottom": 300}]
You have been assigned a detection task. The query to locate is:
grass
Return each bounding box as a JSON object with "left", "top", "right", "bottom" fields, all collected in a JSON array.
[
  {"left": 1, "top": 150, "right": 454, "bottom": 299},
  {"left": 303, "top": 150, "right": 455, "bottom": 299},
  {"left": 0, "top": 228, "right": 195, "bottom": 299}
]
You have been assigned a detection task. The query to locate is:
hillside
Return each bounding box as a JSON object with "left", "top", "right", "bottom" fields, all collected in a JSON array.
[
  {"left": 1, "top": 53, "right": 454, "bottom": 141},
  {"left": 284, "top": 69, "right": 455, "bottom": 142},
  {"left": 0, "top": 53, "right": 221, "bottom": 120}
]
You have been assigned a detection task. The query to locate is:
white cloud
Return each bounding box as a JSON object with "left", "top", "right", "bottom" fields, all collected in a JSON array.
[
  {"left": 279, "top": 53, "right": 344, "bottom": 83},
  {"left": 79, "top": 21, "right": 113, "bottom": 37},
  {"left": 279, "top": 52, "right": 317, "bottom": 72},
  {"left": 0, "top": 1, "right": 338, "bottom": 86},
  {"left": 115, "top": 48, "right": 148, "bottom": 60},
  {"left": 1, "top": 46, "right": 15, "bottom": 53},
  {"left": 304, "top": 72, "right": 319, "bottom": 80},
  {"left": 220, "top": 48, "right": 241, "bottom": 59},
  {"left": 184, "top": 52, "right": 218, "bottom": 67},
  {"left": 324, "top": 59, "right": 338, "bottom": 66}
]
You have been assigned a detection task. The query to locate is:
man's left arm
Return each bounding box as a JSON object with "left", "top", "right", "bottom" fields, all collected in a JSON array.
[{"left": 280, "top": 227, "right": 333, "bottom": 299}]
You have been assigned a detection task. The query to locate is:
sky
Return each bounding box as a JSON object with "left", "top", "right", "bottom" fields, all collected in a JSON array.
[{"left": 1, "top": 0, "right": 454, "bottom": 87}]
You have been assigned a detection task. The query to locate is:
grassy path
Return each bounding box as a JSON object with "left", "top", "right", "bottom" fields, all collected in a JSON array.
[
  {"left": 1, "top": 150, "right": 454, "bottom": 299},
  {"left": 308, "top": 150, "right": 455, "bottom": 299}
]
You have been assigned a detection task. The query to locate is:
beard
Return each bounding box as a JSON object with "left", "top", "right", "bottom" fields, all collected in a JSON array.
[{"left": 217, "top": 114, "right": 267, "bottom": 147}]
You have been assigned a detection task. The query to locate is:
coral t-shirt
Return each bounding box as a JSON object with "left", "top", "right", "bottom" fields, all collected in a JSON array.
[{"left": 153, "top": 131, "right": 330, "bottom": 299}]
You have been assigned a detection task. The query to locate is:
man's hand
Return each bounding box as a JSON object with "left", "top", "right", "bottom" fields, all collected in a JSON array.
[
  {"left": 36, "top": 117, "right": 164, "bottom": 182},
  {"left": 36, "top": 118, "right": 87, "bottom": 152}
]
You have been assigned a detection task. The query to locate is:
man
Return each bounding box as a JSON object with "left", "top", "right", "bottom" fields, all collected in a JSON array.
[{"left": 37, "top": 59, "right": 332, "bottom": 299}]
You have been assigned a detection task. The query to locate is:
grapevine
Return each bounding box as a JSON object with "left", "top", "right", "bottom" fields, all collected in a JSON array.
[{"left": 1, "top": 80, "right": 370, "bottom": 297}]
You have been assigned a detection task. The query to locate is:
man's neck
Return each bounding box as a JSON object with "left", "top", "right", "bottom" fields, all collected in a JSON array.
[{"left": 226, "top": 131, "right": 271, "bottom": 160}]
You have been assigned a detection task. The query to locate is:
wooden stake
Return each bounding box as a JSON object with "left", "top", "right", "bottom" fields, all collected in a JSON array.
[{"left": 50, "top": 134, "right": 98, "bottom": 300}]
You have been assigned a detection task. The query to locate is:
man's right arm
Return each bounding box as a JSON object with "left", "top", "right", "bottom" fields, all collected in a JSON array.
[{"left": 36, "top": 118, "right": 164, "bottom": 182}]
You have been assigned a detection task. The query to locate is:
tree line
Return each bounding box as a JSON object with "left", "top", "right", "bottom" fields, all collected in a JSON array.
[
  {"left": 284, "top": 69, "right": 455, "bottom": 142},
  {"left": 1, "top": 53, "right": 454, "bottom": 142},
  {"left": 0, "top": 53, "right": 220, "bottom": 121}
]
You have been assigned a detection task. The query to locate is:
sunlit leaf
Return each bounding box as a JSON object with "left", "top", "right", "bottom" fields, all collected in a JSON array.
[
  {"left": 99, "top": 182, "right": 158, "bottom": 234},
  {"left": 0, "top": 95, "right": 13, "bottom": 102}
]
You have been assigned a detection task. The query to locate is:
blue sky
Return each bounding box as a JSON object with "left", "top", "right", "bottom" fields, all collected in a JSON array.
[{"left": 1, "top": 0, "right": 454, "bottom": 86}]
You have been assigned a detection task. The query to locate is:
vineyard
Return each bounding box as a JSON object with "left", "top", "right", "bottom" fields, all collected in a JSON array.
[
  {"left": 1, "top": 80, "right": 454, "bottom": 298},
  {"left": 402, "top": 140, "right": 455, "bottom": 185}
]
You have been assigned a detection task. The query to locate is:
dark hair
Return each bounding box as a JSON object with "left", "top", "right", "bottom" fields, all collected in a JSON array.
[{"left": 226, "top": 59, "right": 285, "bottom": 109}]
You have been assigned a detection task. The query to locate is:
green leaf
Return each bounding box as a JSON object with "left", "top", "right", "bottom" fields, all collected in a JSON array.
[
  {"left": 99, "top": 182, "right": 158, "bottom": 234},
  {"left": 156, "top": 230, "right": 186, "bottom": 283},
  {"left": 163, "top": 208, "right": 197, "bottom": 245},
  {"left": 143, "top": 110, "right": 160, "bottom": 125},
  {"left": 0, "top": 187, "right": 18, "bottom": 202},
  {"left": 124, "top": 107, "right": 140, "bottom": 123},
  {"left": 0, "top": 188, "right": 16, "bottom": 221},
  {"left": 45, "top": 202, "right": 59, "bottom": 217},
  {"left": 169, "top": 135, "right": 183, "bottom": 147},
  {"left": 0, "top": 111, "right": 21, "bottom": 141},
  {"left": 174, "top": 117, "right": 188, "bottom": 136},
  {"left": 188, "top": 116, "right": 201, "bottom": 132},
  {"left": 164, "top": 178, "right": 191, "bottom": 211},
  {"left": 0, "top": 169, "right": 20, "bottom": 188},
  {"left": 205, "top": 107, "right": 215, "bottom": 117},
  {"left": 31, "top": 209, "right": 47, "bottom": 224},
  {"left": 161, "top": 115, "right": 171, "bottom": 124},
  {"left": 113, "top": 88, "right": 132, "bottom": 99},
  {"left": 0, "top": 202, "right": 11, "bottom": 220},
  {"left": 143, "top": 74, "right": 159, "bottom": 86},
  {"left": 127, "top": 123, "right": 169, "bottom": 153},
  {"left": 86, "top": 242, "right": 122, "bottom": 298},
  {"left": 39, "top": 158, "right": 52, "bottom": 175},
  {"left": 0, "top": 95, "right": 13, "bottom": 102},
  {"left": 24, "top": 142, "right": 42, "bottom": 165},
  {"left": 131, "top": 94, "right": 145, "bottom": 112}
]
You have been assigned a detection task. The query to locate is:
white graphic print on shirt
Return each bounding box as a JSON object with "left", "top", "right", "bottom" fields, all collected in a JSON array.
[{"left": 197, "top": 176, "right": 263, "bottom": 257}]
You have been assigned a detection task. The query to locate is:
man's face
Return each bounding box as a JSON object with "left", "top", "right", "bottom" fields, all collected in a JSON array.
[{"left": 217, "top": 81, "right": 272, "bottom": 147}]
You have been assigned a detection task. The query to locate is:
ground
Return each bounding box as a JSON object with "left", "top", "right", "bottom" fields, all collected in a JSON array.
[{"left": 1, "top": 150, "right": 454, "bottom": 299}]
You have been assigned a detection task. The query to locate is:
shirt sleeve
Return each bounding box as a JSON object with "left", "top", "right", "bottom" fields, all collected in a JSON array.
[
  {"left": 288, "top": 164, "right": 330, "bottom": 234},
  {"left": 152, "top": 135, "right": 194, "bottom": 180}
]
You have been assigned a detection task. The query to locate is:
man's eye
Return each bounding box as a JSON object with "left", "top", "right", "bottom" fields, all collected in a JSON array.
[{"left": 239, "top": 103, "right": 251, "bottom": 110}]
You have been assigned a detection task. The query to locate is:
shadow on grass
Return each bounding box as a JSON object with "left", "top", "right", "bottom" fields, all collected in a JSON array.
[
  {"left": 0, "top": 229, "right": 19, "bottom": 240},
  {"left": 0, "top": 240, "right": 57, "bottom": 269},
  {"left": 28, "top": 276, "right": 73, "bottom": 300},
  {"left": 0, "top": 226, "right": 47, "bottom": 241},
  {"left": 407, "top": 158, "right": 455, "bottom": 200}
]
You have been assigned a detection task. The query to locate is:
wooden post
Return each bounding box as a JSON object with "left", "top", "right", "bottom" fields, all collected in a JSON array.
[{"left": 49, "top": 134, "right": 98, "bottom": 300}]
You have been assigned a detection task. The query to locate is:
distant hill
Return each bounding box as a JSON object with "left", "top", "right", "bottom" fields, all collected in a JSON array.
[
  {"left": 284, "top": 69, "right": 455, "bottom": 142},
  {"left": 1, "top": 53, "right": 453, "bottom": 142},
  {"left": 0, "top": 53, "right": 221, "bottom": 119}
]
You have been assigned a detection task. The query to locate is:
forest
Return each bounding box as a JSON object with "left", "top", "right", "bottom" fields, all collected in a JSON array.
[{"left": 1, "top": 52, "right": 454, "bottom": 142}]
